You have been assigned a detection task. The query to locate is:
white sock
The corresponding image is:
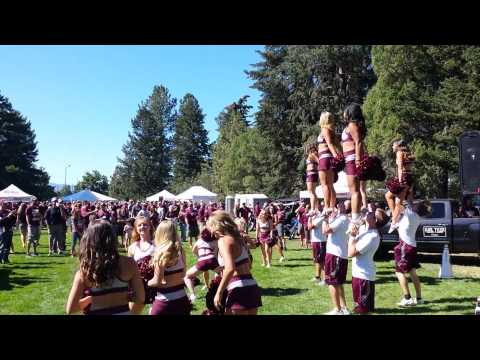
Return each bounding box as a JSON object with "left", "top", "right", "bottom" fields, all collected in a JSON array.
[{"left": 352, "top": 213, "right": 360, "bottom": 220}]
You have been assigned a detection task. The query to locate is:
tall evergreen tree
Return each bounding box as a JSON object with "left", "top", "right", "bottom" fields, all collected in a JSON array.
[
  {"left": 110, "top": 85, "right": 177, "bottom": 199},
  {"left": 0, "top": 92, "right": 55, "bottom": 199},
  {"left": 171, "top": 94, "right": 210, "bottom": 193},
  {"left": 246, "top": 45, "right": 375, "bottom": 197},
  {"left": 212, "top": 96, "right": 251, "bottom": 196},
  {"left": 363, "top": 45, "right": 480, "bottom": 198}
]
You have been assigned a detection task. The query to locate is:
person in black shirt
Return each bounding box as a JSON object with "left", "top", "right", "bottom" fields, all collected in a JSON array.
[
  {"left": 45, "top": 198, "right": 67, "bottom": 256},
  {"left": 0, "top": 203, "right": 17, "bottom": 264}
]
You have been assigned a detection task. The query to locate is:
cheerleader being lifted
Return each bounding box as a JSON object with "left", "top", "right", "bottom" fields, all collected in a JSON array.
[{"left": 385, "top": 139, "right": 415, "bottom": 233}]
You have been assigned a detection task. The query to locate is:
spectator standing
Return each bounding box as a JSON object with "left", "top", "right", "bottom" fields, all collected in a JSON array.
[
  {"left": 16, "top": 203, "right": 28, "bottom": 251},
  {"left": 45, "top": 198, "right": 67, "bottom": 256},
  {"left": 0, "top": 203, "right": 17, "bottom": 264},
  {"left": 70, "top": 202, "right": 84, "bottom": 257},
  {"left": 26, "top": 199, "right": 42, "bottom": 256}
]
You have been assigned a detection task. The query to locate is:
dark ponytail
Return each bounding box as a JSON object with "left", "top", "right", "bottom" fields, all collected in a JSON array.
[{"left": 344, "top": 103, "right": 367, "bottom": 139}]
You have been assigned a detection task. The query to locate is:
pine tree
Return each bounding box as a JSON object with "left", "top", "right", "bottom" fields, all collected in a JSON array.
[
  {"left": 0, "top": 92, "right": 55, "bottom": 199},
  {"left": 246, "top": 45, "right": 375, "bottom": 197},
  {"left": 363, "top": 45, "right": 480, "bottom": 198},
  {"left": 171, "top": 94, "right": 210, "bottom": 193},
  {"left": 111, "top": 85, "right": 177, "bottom": 199},
  {"left": 212, "top": 96, "right": 251, "bottom": 196}
]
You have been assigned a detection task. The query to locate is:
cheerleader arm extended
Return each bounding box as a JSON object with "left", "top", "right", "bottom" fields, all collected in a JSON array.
[{"left": 396, "top": 151, "right": 404, "bottom": 183}]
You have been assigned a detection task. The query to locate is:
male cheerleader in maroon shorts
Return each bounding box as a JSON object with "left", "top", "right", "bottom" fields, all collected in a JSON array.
[
  {"left": 308, "top": 211, "right": 327, "bottom": 285},
  {"left": 322, "top": 202, "right": 350, "bottom": 315},
  {"left": 348, "top": 212, "right": 382, "bottom": 314},
  {"left": 394, "top": 200, "right": 431, "bottom": 306}
]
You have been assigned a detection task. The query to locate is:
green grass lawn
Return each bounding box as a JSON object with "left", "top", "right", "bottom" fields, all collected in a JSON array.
[{"left": 1, "top": 230, "right": 479, "bottom": 315}]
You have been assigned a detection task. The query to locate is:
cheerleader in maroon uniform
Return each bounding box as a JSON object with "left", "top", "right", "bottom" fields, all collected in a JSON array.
[
  {"left": 184, "top": 227, "right": 220, "bottom": 302},
  {"left": 318, "top": 111, "right": 340, "bottom": 211},
  {"left": 208, "top": 211, "right": 262, "bottom": 315},
  {"left": 66, "top": 220, "right": 145, "bottom": 315},
  {"left": 386, "top": 139, "right": 416, "bottom": 232},
  {"left": 270, "top": 205, "right": 286, "bottom": 262},
  {"left": 148, "top": 220, "right": 191, "bottom": 315},
  {"left": 127, "top": 216, "right": 156, "bottom": 304},
  {"left": 256, "top": 209, "right": 275, "bottom": 267},
  {"left": 342, "top": 103, "right": 368, "bottom": 225},
  {"left": 305, "top": 142, "right": 320, "bottom": 213},
  {"left": 234, "top": 217, "right": 257, "bottom": 269}
]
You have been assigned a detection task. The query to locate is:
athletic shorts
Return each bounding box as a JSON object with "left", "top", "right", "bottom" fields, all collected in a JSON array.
[
  {"left": 352, "top": 277, "right": 375, "bottom": 314},
  {"left": 324, "top": 253, "right": 348, "bottom": 286},
  {"left": 312, "top": 241, "right": 326, "bottom": 265},
  {"left": 394, "top": 240, "right": 421, "bottom": 273}
]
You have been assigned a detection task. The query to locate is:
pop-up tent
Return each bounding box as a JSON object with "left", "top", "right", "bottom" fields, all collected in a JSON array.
[
  {"left": 0, "top": 184, "right": 36, "bottom": 202},
  {"left": 146, "top": 189, "right": 177, "bottom": 201},
  {"left": 300, "top": 171, "right": 350, "bottom": 199},
  {"left": 63, "top": 189, "right": 117, "bottom": 202},
  {"left": 234, "top": 193, "right": 269, "bottom": 208},
  {"left": 176, "top": 186, "right": 217, "bottom": 203}
]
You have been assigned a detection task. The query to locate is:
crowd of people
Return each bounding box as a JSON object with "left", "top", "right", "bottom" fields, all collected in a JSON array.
[{"left": 2, "top": 103, "right": 478, "bottom": 315}]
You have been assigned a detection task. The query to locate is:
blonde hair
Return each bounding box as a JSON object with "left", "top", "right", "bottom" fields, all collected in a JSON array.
[
  {"left": 151, "top": 220, "right": 182, "bottom": 268},
  {"left": 131, "top": 216, "right": 153, "bottom": 243},
  {"left": 319, "top": 111, "right": 335, "bottom": 131},
  {"left": 206, "top": 211, "right": 241, "bottom": 242},
  {"left": 234, "top": 217, "right": 246, "bottom": 231}
]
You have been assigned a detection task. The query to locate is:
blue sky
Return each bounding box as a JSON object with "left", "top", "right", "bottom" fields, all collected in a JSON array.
[{"left": 0, "top": 45, "right": 263, "bottom": 185}]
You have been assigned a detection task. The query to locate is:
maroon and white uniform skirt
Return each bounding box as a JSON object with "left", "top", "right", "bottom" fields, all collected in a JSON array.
[
  {"left": 312, "top": 242, "right": 326, "bottom": 265},
  {"left": 150, "top": 284, "right": 192, "bottom": 315},
  {"left": 352, "top": 277, "right": 375, "bottom": 314},
  {"left": 394, "top": 240, "right": 421, "bottom": 273},
  {"left": 306, "top": 170, "right": 319, "bottom": 183},
  {"left": 343, "top": 150, "right": 357, "bottom": 176},
  {"left": 258, "top": 231, "right": 276, "bottom": 247},
  {"left": 324, "top": 253, "right": 348, "bottom": 285},
  {"left": 318, "top": 150, "right": 333, "bottom": 171},
  {"left": 225, "top": 274, "right": 262, "bottom": 311},
  {"left": 195, "top": 255, "right": 220, "bottom": 272}
]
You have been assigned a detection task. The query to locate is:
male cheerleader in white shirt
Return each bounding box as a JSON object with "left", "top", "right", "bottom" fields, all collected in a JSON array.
[
  {"left": 308, "top": 211, "right": 328, "bottom": 285},
  {"left": 348, "top": 211, "right": 384, "bottom": 314},
  {"left": 394, "top": 200, "right": 431, "bottom": 306},
  {"left": 322, "top": 202, "right": 350, "bottom": 315}
]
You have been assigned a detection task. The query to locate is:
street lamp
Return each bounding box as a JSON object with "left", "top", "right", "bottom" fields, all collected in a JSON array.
[{"left": 64, "top": 164, "right": 71, "bottom": 192}]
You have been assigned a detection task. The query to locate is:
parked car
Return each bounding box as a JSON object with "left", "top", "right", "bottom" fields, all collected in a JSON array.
[{"left": 379, "top": 199, "right": 480, "bottom": 255}]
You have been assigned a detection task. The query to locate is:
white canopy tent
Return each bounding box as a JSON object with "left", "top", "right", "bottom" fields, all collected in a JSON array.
[
  {"left": 176, "top": 186, "right": 217, "bottom": 203},
  {"left": 91, "top": 191, "right": 117, "bottom": 201},
  {"left": 300, "top": 171, "right": 350, "bottom": 199},
  {"left": 234, "top": 193, "right": 269, "bottom": 208},
  {"left": 146, "top": 189, "right": 177, "bottom": 202},
  {"left": 0, "top": 184, "right": 36, "bottom": 202}
]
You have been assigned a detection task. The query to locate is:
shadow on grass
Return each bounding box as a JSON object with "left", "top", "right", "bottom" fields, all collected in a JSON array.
[
  {"left": 261, "top": 287, "right": 307, "bottom": 297},
  {"left": 375, "top": 275, "right": 443, "bottom": 286},
  {"left": 374, "top": 303, "right": 474, "bottom": 314},
  {"left": 276, "top": 264, "right": 311, "bottom": 268},
  {"left": 280, "top": 258, "right": 313, "bottom": 263},
  {"left": 417, "top": 254, "right": 480, "bottom": 267},
  {"left": 0, "top": 267, "right": 51, "bottom": 291},
  {"left": 428, "top": 297, "right": 477, "bottom": 305}
]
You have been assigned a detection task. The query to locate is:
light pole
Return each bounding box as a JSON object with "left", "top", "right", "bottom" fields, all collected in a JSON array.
[{"left": 64, "top": 164, "right": 71, "bottom": 192}]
